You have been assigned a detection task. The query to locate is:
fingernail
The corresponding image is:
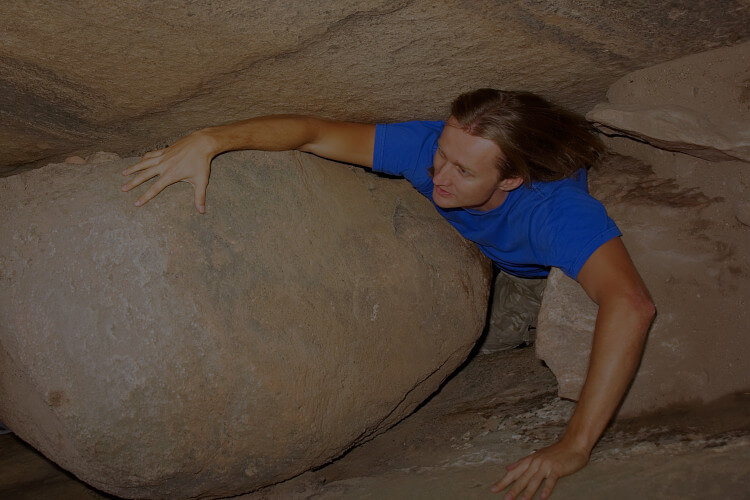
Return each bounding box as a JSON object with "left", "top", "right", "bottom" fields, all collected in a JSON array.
[
  {"left": 121, "top": 185, "right": 127, "bottom": 191},
  {"left": 134, "top": 201, "right": 141, "bottom": 207},
  {"left": 198, "top": 205, "right": 205, "bottom": 213},
  {"left": 121, "top": 170, "right": 127, "bottom": 175}
]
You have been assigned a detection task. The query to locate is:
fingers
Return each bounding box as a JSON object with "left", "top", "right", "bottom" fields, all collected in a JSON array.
[
  {"left": 540, "top": 477, "right": 557, "bottom": 500},
  {"left": 505, "top": 459, "right": 522, "bottom": 471},
  {"left": 520, "top": 472, "right": 545, "bottom": 500},
  {"left": 491, "top": 458, "right": 528, "bottom": 494},
  {"left": 120, "top": 146, "right": 181, "bottom": 207},
  {"left": 135, "top": 176, "right": 171, "bottom": 207},
  {"left": 506, "top": 461, "right": 540, "bottom": 500},
  {"left": 495, "top": 470, "right": 558, "bottom": 500},
  {"left": 126, "top": 171, "right": 208, "bottom": 212},
  {"left": 121, "top": 167, "right": 160, "bottom": 192},
  {"left": 122, "top": 150, "right": 164, "bottom": 175},
  {"left": 142, "top": 148, "right": 166, "bottom": 160},
  {"left": 492, "top": 440, "right": 589, "bottom": 499},
  {"left": 120, "top": 134, "right": 214, "bottom": 210},
  {"left": 194, "top": 180, "right": 207, "bottom": 214},
  {"left": 491, "top": 458, "right": 561, "bottom": 500}
]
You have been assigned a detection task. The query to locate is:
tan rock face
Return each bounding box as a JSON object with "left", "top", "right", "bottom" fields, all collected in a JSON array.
[
  {"left": 536, "top": 150, "right": 750, "bottom": 417},
  {"left": 537, "top": 41, "right": 750, "bottom": 418},
  {"left": 587, "top": 42, "right": 750, "bottom": 162},
  {"left": 0, "top": 151, "right": 491, "bottom": 498},
  {"left": 2, "top": 0, "right": 748, "bottom": 173}
]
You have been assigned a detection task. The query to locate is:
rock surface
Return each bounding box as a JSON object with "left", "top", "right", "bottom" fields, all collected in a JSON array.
[
  {"left": 6, "top": 349, "right": 748, "bottom": 500},
  {"left": 587, "top": 42, "right": 750, "bottom": 162},
  {"left": 2, "top": 1, "right": 748, "bottom": 173},
  {"left": 538, "top": 42, "right": 750, "bottom": 417},
  {"left": 536, "top": 151, "right": 750, "bottom": 417},
  {"left": 0, "top": 151, "right": 491, "bottom": 498}
]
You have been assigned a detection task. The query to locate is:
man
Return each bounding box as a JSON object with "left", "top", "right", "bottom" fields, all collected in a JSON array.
[{"left": 122, "top": 89, "right": 655, "bottom": 499}]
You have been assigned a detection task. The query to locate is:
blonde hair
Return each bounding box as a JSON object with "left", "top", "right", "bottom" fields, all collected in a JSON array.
[{"left": 450, "top": 89, "right": 603, "bottom": 184}]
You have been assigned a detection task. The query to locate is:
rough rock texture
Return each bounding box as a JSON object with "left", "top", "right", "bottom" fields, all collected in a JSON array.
[
  {"left": 0, "top": 151, "right": 491, "bottom": 499},
  {"left": 537, "top": 149, "right": 750, "bottom": 417},
  {"left": 537, "top": 42, "right": 750, "bottom": 417},
  {"left": 5, "top": 349, "right": 748, "bottom": 499},
  {"left": 587, "top": 42, "right": 750, "bottom": 162},
  {"left": 2, "top": 0, "right": 748, "bottom": 174}
]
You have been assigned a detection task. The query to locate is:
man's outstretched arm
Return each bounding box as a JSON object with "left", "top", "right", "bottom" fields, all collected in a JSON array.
[
  {"left": 492, "top": 237, "right": 656, "bottom": 499},
  {"left": 121, "top": 116, "right": 376, "bottom": 212}
]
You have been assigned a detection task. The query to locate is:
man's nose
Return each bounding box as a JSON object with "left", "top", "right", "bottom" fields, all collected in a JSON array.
[{"left": 433, "top": 164, "right": 450, "bottom": 185}]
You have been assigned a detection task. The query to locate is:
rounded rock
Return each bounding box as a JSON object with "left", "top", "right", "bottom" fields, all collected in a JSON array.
[{"left": 0, "top": 150, "right": 490, "bottom": 498}]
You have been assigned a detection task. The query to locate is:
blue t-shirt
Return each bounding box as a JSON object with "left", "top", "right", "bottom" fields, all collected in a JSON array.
[{"left": 372, "top": 120, "right": 621, "bottom": 279}]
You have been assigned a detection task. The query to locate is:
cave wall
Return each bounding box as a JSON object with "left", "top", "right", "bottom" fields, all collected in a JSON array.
[
  {"left": 536, "top": 41, "right": 750, "bottom": 416},
  {"left": 2, "top": 0, "right": 748, "bottom": 174}
]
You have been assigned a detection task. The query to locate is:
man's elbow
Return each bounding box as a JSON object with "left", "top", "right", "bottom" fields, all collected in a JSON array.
[
  {"left": 601, "top": 287, "right": 656, "bottom": 336},
  {"left": 639, "top": 296, "right": 656, "bottom": 330},
  {"left": 627, "top": 290, "right": 656, "bottom": 334}
]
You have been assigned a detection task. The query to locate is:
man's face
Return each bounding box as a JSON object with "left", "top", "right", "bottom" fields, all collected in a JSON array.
[{"left": 431, "top": 117, "right": 508, "bottom": 211}]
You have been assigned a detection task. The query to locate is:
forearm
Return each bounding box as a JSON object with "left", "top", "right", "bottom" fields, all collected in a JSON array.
[
  {"left": 491, "top": 240, "right": 653, "bottom": 499},
  {"left": 196, "top": 115, "right": 320, "bottom": 157},
  {"left": 488, "top": 299, "right": 650, "bottom": 499},
  {"left": 561, "top": 295, "right": 654, "bottom": 453},
  {"left": 194, "top": 115, "right": 376, "bottom": 167}
]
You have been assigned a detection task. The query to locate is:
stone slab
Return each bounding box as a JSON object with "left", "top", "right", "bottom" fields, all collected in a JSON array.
[{"left": 0, "top": 150, "right": 491, "bottom": 498}]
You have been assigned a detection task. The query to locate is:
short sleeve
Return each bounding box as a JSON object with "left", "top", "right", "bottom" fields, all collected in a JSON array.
[
  {"left": 373, "top": 121, "right": 444, "bottom": 198},
  {"left": 533, "top": 190, "right": 622, "bottom": 279}
]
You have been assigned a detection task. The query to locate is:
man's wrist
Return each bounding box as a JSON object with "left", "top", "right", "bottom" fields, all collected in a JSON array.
[
  {"left": 560, "top": 428, "right": 596, "bottom": 457},
  {"left": 191, "top": 127, "right": 225, "bottom": 157}
]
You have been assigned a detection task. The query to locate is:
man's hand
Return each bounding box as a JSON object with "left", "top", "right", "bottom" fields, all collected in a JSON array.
[
  {"left": 120, "top": 116, "right": 376, "bottom": 213},
  {"left": 491, "top": 439, "right": 590, "bottom": 499},
  {"left": 491, "top": 237, "right": 654, "bottom": 499},
  {"left": 121, "top": 131, "right": 217, "bottom": 213}
]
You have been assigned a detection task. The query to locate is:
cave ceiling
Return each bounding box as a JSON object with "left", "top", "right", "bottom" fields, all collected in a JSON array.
[{"left": 1, "top": 0, "right": 748, "bottom": 174}]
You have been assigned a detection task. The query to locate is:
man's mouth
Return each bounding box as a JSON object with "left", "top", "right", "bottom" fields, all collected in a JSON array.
[{"left": 435, "top": 185, "right": 452, "bottom": 197}]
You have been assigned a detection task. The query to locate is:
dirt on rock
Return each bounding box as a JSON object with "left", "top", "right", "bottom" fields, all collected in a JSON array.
[
  {"left": 2, "top": 1, "right": 748, "bottom": 173},
  {"left": 0, "top": 150, "right": 490, "bottom": 499},
  {"left": 2, "top": 347, "right": 748, "bottom": 499}
]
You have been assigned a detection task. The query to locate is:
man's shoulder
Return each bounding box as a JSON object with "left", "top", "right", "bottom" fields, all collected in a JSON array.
[
  {"left": 377, "top": 120, "right": 445, "bottom": 140},
  {"left": 530, "top": 186, "right": 605, "bottom": 226},
  {"left": 373, "top": 120, "right": 443, "bottom": 194},
  {"left": 528, "top": 170, "right": 589, "bottom": 197},
  {"left": 385, "top": 119, "right": 445, "bottom": 129}
]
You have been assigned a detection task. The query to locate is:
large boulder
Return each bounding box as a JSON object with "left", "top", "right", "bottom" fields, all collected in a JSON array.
[
  {"left": 2, "top": 0, "right": 747, "bottom": 173},
  {"left": 537, "top": 41, "right": 750, "bottom": 418},
  {"left": 587, "top": 41, "right": 750, "bottom": 162},
  {"left": 0, "top": 150, "right": 491, "bottom": 498}
]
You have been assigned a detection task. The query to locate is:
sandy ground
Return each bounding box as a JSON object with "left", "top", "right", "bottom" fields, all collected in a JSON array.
[{"left": 1, "top": 348, "right": 748, "bottom": 499}]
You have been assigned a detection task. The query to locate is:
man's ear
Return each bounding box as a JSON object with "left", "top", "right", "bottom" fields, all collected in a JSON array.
[{"left": 498, "top": 176, "right": 523, "bottom": 191}]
